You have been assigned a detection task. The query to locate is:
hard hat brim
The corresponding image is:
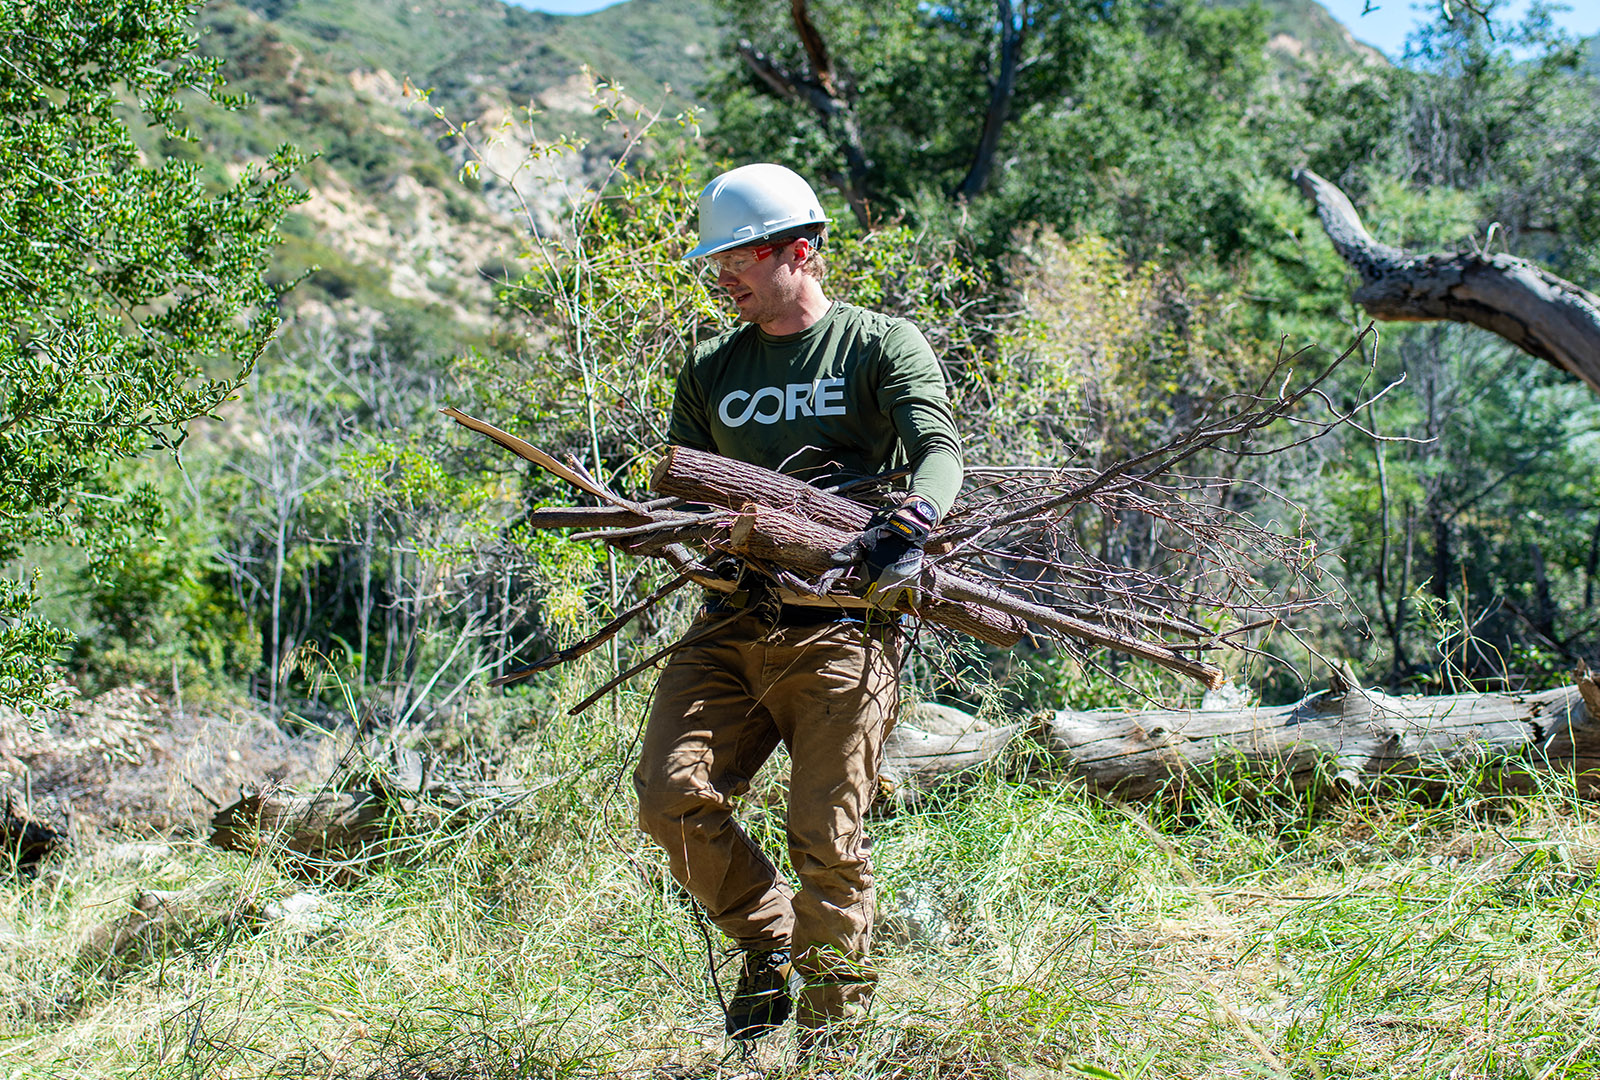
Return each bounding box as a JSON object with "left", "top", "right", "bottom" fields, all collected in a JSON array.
[
  {"left": 681, "top": 217, "right": 833, "bottom": 261},
  {"left": 682, "top": 235, "right": 759, "bottom": 260}
]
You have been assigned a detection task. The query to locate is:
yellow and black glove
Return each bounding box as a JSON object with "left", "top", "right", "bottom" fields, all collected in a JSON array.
[{"left": 828, "top": 498, "right": 938, "bottom": 610}]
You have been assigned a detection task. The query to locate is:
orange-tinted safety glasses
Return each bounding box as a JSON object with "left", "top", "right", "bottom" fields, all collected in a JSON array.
[{"left": 707, "top": 239, "right": 795, "bottom": 275}]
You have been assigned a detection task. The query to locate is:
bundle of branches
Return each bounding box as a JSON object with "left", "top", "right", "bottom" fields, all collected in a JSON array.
[{"left": 450, "top": 329, "right": 1376, "bottom": 710}]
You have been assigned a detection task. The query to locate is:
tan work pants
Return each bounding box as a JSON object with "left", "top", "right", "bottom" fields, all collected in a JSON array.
[{"left": 633, "top": 609, "right": 901, "bottom": 1027}]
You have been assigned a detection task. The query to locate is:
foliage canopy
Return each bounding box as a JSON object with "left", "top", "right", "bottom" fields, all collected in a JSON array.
[{"left": 0, "top": 1, "right": 301, "bottom": 709}]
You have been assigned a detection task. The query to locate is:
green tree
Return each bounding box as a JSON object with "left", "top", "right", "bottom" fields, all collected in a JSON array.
[
  {"left": 0, "top": 2, "right": 301, "bottom": 710},
  {"left": 707, "top": 0, "right": 1293, "bottom": 265}
]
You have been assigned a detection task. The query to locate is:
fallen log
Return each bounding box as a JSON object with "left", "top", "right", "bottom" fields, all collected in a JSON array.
[
  {"left": 207, "top": 747, "right": 538, "bottom": 875},
  {"left": 210, "top": 785, "right": 391, "bottom": 866},
  {"left": 884, "top": 673, "right": 1600, "bottom": 799}
]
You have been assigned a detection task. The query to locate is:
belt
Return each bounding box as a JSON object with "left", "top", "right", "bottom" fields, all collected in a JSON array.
[{"left": 703, "top": 596, "right": 858, "bottom": 627}]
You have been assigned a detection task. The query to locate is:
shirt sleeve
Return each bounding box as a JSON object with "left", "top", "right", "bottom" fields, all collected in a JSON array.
[
  {"left": 892, "top": 401, "right": 963, "bottom": 517},
  {"left": 875, "top": 320, "right": 964, "bottom": 518},
  {"left": 667, "top": 353, "right": 716, "bottom": 452}
]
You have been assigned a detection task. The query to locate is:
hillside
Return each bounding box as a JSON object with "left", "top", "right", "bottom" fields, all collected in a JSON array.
[
  {"left": 1218, "top": 0, "right": 1388, "bottom": 66},
  {"left": 191, "top": 0, "right": 1381, "bottom": 341},
  {"left": 186, "top": 0, "right": 717, "bottom": 341}
]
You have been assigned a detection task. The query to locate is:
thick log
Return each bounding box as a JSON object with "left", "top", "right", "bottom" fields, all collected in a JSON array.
[
  {"left": 729, "top": 504, "right": 1225, "bottom": 676},
  {"left": 652, "top": 445, "right": 876, "bottom": 531},
  {"left": 884, "top": 678, "right": 1600, "bottom": 799},
  {"left": 1294, "top": 168, "right": 1600, "bottom": 394}
]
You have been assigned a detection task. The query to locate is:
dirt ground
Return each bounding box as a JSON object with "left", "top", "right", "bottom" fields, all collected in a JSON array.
[{"left": 0, "top": 686, "right": 328, "bottom": 847}]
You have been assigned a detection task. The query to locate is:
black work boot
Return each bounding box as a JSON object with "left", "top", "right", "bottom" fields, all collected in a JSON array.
[{"left": 724, "top": 948, "right": 794, "bottom": 1039}]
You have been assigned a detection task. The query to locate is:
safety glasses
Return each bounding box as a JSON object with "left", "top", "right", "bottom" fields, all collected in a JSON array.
[{"left": 707, "top": 239, "right": 792, "bottom": 275}]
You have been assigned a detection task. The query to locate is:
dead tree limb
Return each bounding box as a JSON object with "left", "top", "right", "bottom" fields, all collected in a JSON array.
[
  {"left": 523, "top": 506, "right": 654, "bottom": 530},
  {"left": 729, "top": 503, "right": 1218, "bottom": 679},
  {"left": 1294, "top": 168, "right": 1600, "bottom": 393},
  {"left": 885, "top": 674, "right": 1600, "bottom": 799}
]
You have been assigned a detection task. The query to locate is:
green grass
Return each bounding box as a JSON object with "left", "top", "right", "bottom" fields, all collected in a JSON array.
[{"left": 6, "top": 690, "right": 1600, "bottom": 1078}]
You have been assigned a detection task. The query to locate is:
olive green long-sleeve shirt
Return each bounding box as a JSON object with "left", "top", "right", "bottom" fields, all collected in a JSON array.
[{"left": 667, "top": 302, "right": 963, "bottom": 517}]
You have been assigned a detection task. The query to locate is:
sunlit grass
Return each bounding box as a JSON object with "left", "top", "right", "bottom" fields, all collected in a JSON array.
[{"left": 5, "top": 700, "right": 1600, "bottom": 1079}]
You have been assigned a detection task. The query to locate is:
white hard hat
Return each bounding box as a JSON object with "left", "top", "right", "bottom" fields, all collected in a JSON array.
[{"left": 683, "top": 163, "right": 830, "bottom": 260}]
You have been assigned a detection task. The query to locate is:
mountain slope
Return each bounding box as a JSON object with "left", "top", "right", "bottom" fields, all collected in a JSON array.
[{"left": 188, "top": 0, "right": 1382, "bottom": 341}]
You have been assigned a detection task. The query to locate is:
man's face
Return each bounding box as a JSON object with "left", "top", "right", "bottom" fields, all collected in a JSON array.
[{"left": 710, "top": 239, "right": 804, "bottom": 328}]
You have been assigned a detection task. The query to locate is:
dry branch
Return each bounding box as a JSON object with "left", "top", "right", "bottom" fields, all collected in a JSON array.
[{"left": 1295, "top": 168, "right": 1600, "bottom": 392}]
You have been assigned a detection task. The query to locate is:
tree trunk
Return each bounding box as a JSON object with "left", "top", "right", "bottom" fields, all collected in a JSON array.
[
  {"left": 885, "top": 676, "right": 1600, "bottom": 799},
  {"left": 1294, "top": 168, "right": 1600, "bottom": 393},
  {"left": 955, "top": 0, "right": 1023, "bottom": 201}
]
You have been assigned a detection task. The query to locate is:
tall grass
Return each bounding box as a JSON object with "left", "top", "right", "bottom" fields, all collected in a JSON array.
[{"left": 5, "top": 684, "right": 1600, "bottom": 1079}]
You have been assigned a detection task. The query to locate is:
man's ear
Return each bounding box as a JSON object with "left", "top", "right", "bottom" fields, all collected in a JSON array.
[{"left": 791, "top": 237, "right": 811, "bottom": 263}]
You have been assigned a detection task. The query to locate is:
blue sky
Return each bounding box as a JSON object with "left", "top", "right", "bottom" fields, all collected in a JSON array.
[
  {"left": 1320, "top": 0, "right": 1599, "bottom": 58},
  {"left": 506, "top": 0, "right": 1599, "bottom": 59}
]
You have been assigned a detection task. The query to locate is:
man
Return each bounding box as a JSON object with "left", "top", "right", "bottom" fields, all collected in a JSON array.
[{"left": 632, "top": 163, "right": 962, "bottom": 1041}]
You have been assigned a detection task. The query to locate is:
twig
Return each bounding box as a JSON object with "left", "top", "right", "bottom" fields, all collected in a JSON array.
[
  {"left": 490, "top": 574, "right": 694, "bottom": 687},
  {"left": 567, "top": 612, "right": 742, "bottom": 715}
]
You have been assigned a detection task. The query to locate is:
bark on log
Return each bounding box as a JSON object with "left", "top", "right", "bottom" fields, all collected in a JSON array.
[
  {"left": 729, "top": 504, "right": 1224, "bottom": 680},
  {"left": 1294, "top": 168, "right": 1600, "bottom": 394},
  {"left": 655, "top": 448, "right": 1029, "bottom": 646},
  {"left": 652, "top": 445, "right": 875, "bottom": 531},
  {"left": 885, "top": 677, "right": 1600, "bottom": 799},
  {"left": 728, "top": 504, "right": 1026, "bottom": 647}
]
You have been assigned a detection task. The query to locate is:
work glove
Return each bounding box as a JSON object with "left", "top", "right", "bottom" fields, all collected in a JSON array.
[{"left": 827, "top": 500, "right": 936, "bottom": 610}]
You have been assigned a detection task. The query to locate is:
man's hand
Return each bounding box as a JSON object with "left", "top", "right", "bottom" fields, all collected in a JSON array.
[{"left": 828, "top": 499, "right": 937, "bottom": 609}]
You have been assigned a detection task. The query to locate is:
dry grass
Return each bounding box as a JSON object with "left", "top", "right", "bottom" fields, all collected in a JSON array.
[{"left": 5, "top": 692, "right": 1600, "bottom": 1080}]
